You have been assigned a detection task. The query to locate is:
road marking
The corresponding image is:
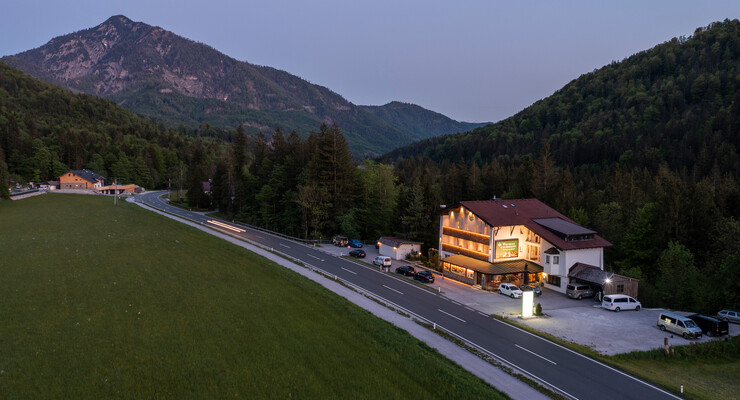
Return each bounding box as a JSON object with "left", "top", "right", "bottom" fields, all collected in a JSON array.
[
  {"left": 515, "top": 344, "right": 557, "bottom": 365},
  {"left": 279, "top": 243, "right": 290, "bottom": 248},
  {"left": 465, "top": 306, "right": 475, "bottom": 312},
  {"left": 491, "top": 320, "right": 682, "bottom": 400},
  {"left": 341, "top": 267, "right": 357, "bottom": 275},
  {"left": 255, "top": 235, "right": 264, "bottom": 239},
  {"left": 478, "top": 311, "right": 489, "bottom": 317},
  {"left": 451, "top": 300, "right": 461, "bottom": 306},
  {"left": 307, "top": 254, "right": 321, "bottom": 260},
  {"left": 437, "top": 309, "right": 466, "bottom": 323},
  {"left": 382, "top": 285, "right": 404, "bottom": 295}
]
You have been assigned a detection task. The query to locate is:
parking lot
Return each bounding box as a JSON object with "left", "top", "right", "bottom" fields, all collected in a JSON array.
[{"left": 313, "top": 242, "right": 737, "bottom": 355}]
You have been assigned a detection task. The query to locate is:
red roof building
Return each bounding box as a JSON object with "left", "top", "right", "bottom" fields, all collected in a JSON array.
[{"left": 438, "top": 198, "right": 611, "bottom": 293}]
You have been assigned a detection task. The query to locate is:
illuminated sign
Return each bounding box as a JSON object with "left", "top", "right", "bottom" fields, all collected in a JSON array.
[
  {"left": 495, "top": 239, "right": 518, "bottom": 259},
  {"left": 522, "top": 291, "right": 534, "bottom": 317}
]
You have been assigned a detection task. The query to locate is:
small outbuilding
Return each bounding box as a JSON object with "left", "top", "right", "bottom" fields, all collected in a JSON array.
[
  {"left": 568, "top": 263, "right": 639, "bottom": 299},
  {"left": 377, "top": 237, "right": 422, "bottom": 261}
]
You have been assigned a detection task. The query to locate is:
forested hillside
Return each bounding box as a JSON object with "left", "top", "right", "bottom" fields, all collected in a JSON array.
[
  {"left": 0, "top": 60, "right": 221, "bottom": 196},
  {"left": 4, "top": 15, "right": 481, "bottom": 157},
  {"left": 379, "top": 20, "right": 740, "bottom": 311}
]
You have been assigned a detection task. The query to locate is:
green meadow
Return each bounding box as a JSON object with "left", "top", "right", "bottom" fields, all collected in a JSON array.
[{"left": 0, "top": 194, "right": 506, "bottom": 399}]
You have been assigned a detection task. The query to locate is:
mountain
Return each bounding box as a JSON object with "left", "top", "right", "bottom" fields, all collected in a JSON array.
[
  {"left": 383, "top": 18, "right": 740, "bottom": 181},
  {"left": 0, "top": 59, "right": 208, "bottom": 189},
  {"left": 360, "top": 101, "right": 489, "bottom": 140},
  {"left": 3, "top": 15, "right": 481, "bottom": 156}
]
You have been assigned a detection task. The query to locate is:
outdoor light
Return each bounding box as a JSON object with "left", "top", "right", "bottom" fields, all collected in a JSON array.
[
  {"left": 522, "top": 291, "right": 534, "bottom": 317},
  {"left": 605, "top": 278, "right": 611, "bottom": 283}
]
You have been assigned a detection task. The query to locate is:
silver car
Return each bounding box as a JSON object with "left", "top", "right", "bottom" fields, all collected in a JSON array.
[{"left": 717, "top": 309, "right": 740, "bottom": 323}]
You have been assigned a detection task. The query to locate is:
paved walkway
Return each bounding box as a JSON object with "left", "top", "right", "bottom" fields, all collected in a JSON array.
[{"left": 130, "top": 198, "right": 549, "bottom": 400}]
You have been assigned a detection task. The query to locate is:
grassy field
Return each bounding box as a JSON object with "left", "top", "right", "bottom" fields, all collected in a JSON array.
[
  {"left": 0, "top": 194, "right": 507, "bottom": 399},
  {"left": 607, "top": 336, "right": 740, "bottom": 400}
]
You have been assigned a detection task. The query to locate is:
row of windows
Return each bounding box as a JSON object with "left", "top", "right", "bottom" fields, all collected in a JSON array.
[{"left": 545, "top": 255, "right": 560, "bottom": 264}]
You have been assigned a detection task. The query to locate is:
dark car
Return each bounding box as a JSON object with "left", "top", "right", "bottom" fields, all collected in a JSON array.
[
  {"left": 348, "top": 239, "right": 363, "bottom": 248},
  {"left": 414, "top": 270, "right": 435, "bottom": 283},
  {"left": 689, "top": 314, "right": 729, "bottom": 336},
  {"left": 520, "top": 284, "right": 542, "bottom": 296},
  {"left": 395, "top": 265, "right": 415, "bottom": 276},
  {"left": 349, "top": 249, "right": 366, "bottom": 258}
]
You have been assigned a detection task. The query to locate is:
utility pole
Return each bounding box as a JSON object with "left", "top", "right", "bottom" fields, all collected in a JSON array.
[{"left": 113, "top": 179, "right": 118, "bottom": 206}]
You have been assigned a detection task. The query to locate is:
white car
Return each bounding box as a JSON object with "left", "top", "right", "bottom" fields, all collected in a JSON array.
[
  {"left": 498, "top": 283, "right": 523, "bottom": 298},
  {"left": 601, "top": 294, "right": 641, "bottom": 312},
  {"left": 373, "top": 256, "right": 391, "bottom": 267}
]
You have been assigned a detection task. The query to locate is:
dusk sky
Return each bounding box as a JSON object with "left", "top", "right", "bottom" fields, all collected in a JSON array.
[{"left": 2, "top": 1, "right": 738, "bottom": 122}]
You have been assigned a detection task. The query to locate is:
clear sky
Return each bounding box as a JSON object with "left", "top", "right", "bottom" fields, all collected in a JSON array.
[{"left": 2, "top": 1, "right": 738, "bottom": 122}]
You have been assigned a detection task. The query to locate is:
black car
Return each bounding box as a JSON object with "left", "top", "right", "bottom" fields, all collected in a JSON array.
[
  {"left": 395, "top": 265, "right": 415, "bottom": 276},
  {"left": 414, "top": 270, "right": 435, "bottom": 283},
  {"left": 688, "top": 314, "right": 729, "bottom": 337},
  {"left": 349, "top": 249, "right": 366, "bottom": 258},
  {"left": 520, "top": 284, "right": 542, "bottom": 296}
]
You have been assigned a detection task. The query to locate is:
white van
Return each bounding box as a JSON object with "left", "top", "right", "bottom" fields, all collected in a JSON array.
[
  {"left": 601, "top": 294, "right": 641, "bottom": 312},
  {"left": 373, "top": 256, "right": 391, "bottom": 267},
  {"left": 657, "top": 312, "right": 703, "bottom": 339}
]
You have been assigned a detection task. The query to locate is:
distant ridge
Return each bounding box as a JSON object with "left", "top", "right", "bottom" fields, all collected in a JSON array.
[{"left": 3, "top": 15, "right": 483, "bottom": 156}]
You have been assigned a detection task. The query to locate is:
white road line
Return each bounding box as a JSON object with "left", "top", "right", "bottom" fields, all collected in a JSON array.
[
  {"left": 307, "top": 254, "right": 321, "bottom": 260},
  {"left": 437, "top": 309, "right": 466, "bottom": 323},
  {"left": 279, "top": 243, "right": 290, "bottom": 248},
  {"left": 341, "top": 267, "right": 357, "bottom": 275},
  {"left": 465, "top": 306, "right": 475, "bottom": 312},
  {"left": 451, "top": 300, "right": 461, "bottom": 306},
  {"left": 255, "top": 235, "right": 264, "bottom": 239},
  {"left": 478, "top": 311, "right": 489, "bottom": 317},
  {"left": 382, "top": 285, "right": 404, "bottom": 295},
  {"left": 515, "top": 344, "right": 557, "bottom": 365}
]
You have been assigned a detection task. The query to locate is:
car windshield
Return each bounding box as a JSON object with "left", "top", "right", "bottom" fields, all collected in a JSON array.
[
  {"left": 510, "top": 285, "right": 519, "bottom": 290},
  {"left": 685, "top": 320, "right": 697, "bottom": 328}
]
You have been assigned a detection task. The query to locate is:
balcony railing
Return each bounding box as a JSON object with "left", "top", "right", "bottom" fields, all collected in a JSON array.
[
  {"left": 441, "top": 243, "right": 490, "bottom": 261},
  {"left": 442, "top": 226, "right": 490, "bottom": 244}
]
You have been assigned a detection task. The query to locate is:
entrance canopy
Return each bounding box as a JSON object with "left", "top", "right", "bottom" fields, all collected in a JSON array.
[{"left": 442, "top": 254, "right": 543, "bottom": 275}]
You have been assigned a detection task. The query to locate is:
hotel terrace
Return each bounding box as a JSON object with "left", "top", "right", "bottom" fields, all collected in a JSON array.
[{"left": 438, "top": 198, "right": 611, "bottom": 293}]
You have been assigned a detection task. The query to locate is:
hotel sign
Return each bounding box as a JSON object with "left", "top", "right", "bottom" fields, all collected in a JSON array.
[{"left": 495, "top": 239, "right": 518, "bottom": 259}]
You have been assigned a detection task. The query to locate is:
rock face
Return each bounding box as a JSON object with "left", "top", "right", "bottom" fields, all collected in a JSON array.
[{"left": 4, "top": 15, "right": 482, "bottom": 156}]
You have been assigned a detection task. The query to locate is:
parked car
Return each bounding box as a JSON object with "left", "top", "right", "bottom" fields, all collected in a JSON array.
[
  {"left": 395, "top": 265, "right": 415, "bottom": 276},
  {"left": 657, "top": 312, "right": 702, "bottom": 339},
  {"left": 373, "top": 256, "right": 392, "bottom": 267},
  {"left": 349, "top": 249, "right": 366, "bottom": 258},
  {"left": 520, "top": 284, "right": 542, "bottom": 296},
  {"left": 414, "top": 270, "right": 435, "bottom": 283},
  {"left": 348, "top": 238, "right": 363, "bottom": 248},
  {"left": 717, "top": 309, "right": 740, "bottom": 323},
  {"left": 601, "top": 294, "right": 641, "bottom": 312},
  {"left": 688, "top": 314, "right": 729, "bottom": 337},
  {"left": 332, "top": 235, "right": 348, "bottom": 246},
  {"left": 498, "top": 283, "right": 523, "bottom": 298},
  {"left": 566, "top": 283, "right": 596, "bottom": 300}
]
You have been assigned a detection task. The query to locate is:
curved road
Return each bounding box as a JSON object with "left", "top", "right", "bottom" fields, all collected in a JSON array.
[{"left": 136, "top": 191, "right": 681, "bottom": 400}]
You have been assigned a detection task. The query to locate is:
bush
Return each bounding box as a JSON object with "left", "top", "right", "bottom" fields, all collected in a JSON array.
[{"left": 535, "top": 303, "right": 543, "bottom": 316}]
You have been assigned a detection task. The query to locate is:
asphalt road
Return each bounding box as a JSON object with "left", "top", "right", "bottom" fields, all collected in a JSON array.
[{"left": 136, "top": 191, "right": 682, "bottom": 400}]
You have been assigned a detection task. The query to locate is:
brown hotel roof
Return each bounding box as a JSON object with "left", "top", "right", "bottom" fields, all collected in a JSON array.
[{"left": 456, "top": 199, "right": 611, "bottom": 251}]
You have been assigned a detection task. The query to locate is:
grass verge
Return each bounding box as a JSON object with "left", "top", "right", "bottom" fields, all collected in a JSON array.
[{"left": 0, "top": 194, "right": 508, "bottom": 399}]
